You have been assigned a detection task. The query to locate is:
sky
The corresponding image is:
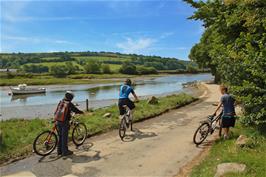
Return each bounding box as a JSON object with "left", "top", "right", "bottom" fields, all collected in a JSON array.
[{"left": 0, "top": 0, "right": 203, "bottom": 60}]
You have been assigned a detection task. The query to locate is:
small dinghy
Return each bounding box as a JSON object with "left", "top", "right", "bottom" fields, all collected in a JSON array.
[{"left": 10, "top": 84, "right": 46, "bottom": 95}]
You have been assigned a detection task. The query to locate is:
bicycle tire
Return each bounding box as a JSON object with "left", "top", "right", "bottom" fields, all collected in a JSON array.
[
  {"left": 119, "top": 118, "right": 127, "bottom": 140},
  {"left": 193, "top": 122, "right": 210, "bottom": 145},
  {"left": 72, "top": 123, "right": 87, "bottom": 146},
  {"left": 33, "top": 130, "right": 58, "bottom": 156}
]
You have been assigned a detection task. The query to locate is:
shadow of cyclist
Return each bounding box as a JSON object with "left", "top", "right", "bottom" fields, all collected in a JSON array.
[
  {"left": 38, "top": 141, "right": 94, "bottom": 163},
  {"left": 122, "top": 128, "right": 157, "bottom": 142}
]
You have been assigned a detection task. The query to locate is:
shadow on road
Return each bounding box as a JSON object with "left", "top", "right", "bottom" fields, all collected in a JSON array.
[
  {"left": 38, "top": 141, "right": 94, "bottom": 163},
  {"left": 71, "top": 150, "right": 101, "bottom": 163},
  {"left": 122, "top": 128, "right": 157, "bottom": 142}
]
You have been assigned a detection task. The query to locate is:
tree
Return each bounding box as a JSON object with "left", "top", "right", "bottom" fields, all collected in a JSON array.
[
  {"left": 50, "top": 65, "right": 69, "bottom": 77},
  {"left": 184, "top": 0, "right": 266, "bottom": 129},
  {"left": 102, "top": 64, "right": 112, "bottom": 74},
  {"left": 65, "top": 62, "right": 79, "bottom": 74},
  {"left": 137, "top": 66, "right": 158, "bottom": 75},
  {"left": 83, "top": 60, "right": 102, "bottom": 74},
  {"left": 23, "top": 64, "right": 49, "bottom": 73},
  {"left": 119, "top": 63, "right": 138, "bottom": 75}
]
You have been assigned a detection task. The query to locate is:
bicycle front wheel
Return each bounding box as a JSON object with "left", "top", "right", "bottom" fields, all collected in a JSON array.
[
  {"left": 193, "top": 122, "right": 210, "bottom": 145},
  {"left": 33, "top": 130, "right": 58, "bottom": 156},
  {"left": 119, "top": 118, "right": 127, "bottom": 140},
  {"left": 72, "top": 123, "right": 87, "bottom": 146}
]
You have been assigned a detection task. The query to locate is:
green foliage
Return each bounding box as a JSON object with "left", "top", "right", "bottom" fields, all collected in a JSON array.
[
  {"left": 119, "top": 62, "right": 138, "bottom": 75},
  {"left": 185, "top": 0, "right": 266, "bottom": 129},
  {"left": 137, "top": 66, "right": 158, "bottom": 75},
  {"left": 50, "top": 64, "right": 69, "bottom": 77},
  {"left": 65, "top": 61, "right": 79, "bottom": 74},
  {"left": 84, "top": 60, "right": 102, "bottom": 74},
  {"left": 102, "top": 64, "right": 112, "bottom": 74},
  {"left": 23, "top": 64, "right": 49, "bottom": 73},
  {"left": 186, "top": 63, "right": 199, "bottom": 73}
]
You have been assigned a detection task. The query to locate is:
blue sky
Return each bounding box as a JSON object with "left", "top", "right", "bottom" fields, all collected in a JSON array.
[{"left": 1, "top": 0, "right": 203, "bottom": 60}]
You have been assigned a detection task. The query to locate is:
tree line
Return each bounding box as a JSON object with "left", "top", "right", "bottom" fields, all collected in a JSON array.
[{"left": 184, "top": 0, "right": 266, "bottom": 130}]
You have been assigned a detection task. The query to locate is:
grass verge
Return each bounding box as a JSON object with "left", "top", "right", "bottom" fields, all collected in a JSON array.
[
  {"left": 190, "top": 123, "right": 266, "bottom": 177},
  {"left": 0, "top": 93, "right": 196, "bottom": 164},
  {"left": 0, "top": 73, "right": 162, "bottom": 86}
]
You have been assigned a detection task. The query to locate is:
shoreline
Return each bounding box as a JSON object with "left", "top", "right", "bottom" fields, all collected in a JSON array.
[
  {"left": 0, "top": 86, "right": 202, "bottom": 120},
  {"left": 0, "top": 72, "right": 210, "bottom": 86},
  {"left": 0, "top": 74, "right": 211, "bottom": 120}
]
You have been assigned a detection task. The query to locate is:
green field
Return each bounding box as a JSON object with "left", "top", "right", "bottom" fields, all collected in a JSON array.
[{"left": 0, "top": 93, "right": 196, "bottom": 164}]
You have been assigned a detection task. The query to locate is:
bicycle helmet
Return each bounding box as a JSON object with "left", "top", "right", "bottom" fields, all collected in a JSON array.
[{"left": 65, "top": 91, "right": 74, "bottom": 101}]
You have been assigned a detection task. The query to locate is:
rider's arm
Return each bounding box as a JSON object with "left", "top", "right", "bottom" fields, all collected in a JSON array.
[
  {"left": 70, "top": 102, "right": 84, "bottom": 114},
  {"left": 132, "top": 91, "right": 139, "bottom": 102},
  {"left": 213, "top": 101, "right": 222, "bottom": 115},
  {"left": 129, "top": 87, "right": 139, "bottom": 102}
]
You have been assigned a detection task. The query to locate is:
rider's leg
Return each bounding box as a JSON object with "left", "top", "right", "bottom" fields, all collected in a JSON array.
[
  {"left": 129, "top": 109, "right": 134, "bottom": 121},
  {"left": 223, "top": 128, "right": 229, "bottom": 139}
]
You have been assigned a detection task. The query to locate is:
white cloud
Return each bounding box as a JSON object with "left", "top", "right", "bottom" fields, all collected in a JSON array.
[
  {"left": 2, "top": 35, "right": 75, "bottom": 45},
  {"left": 159, "top": 32, "right": 175, "bottom": 39},
  {"left": 116, "top": 37, "right": 155, "bottom": 53}
]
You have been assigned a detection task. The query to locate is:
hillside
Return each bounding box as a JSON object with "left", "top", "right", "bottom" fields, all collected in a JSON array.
[{"left": 0, "top": 51, "right": 198, "bottom": 75}]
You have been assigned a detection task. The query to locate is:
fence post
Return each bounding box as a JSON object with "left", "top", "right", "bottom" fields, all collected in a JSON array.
[{"left": 86, "top": 99, "right": 89, "bottom": 111}]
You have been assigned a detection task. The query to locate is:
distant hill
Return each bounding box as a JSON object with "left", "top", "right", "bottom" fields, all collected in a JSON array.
[{"left": 0, "top": 51, "right": 200, "bottom": 75}]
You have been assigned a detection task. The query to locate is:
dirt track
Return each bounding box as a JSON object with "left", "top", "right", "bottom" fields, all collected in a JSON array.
[{"left": 1, "top": 83, "right": 221, "bottom": 177}]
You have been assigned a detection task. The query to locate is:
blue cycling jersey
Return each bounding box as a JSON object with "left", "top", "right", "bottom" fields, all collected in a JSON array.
[{"left": 119, "top": 84, "right": 134, "bottom": 99}]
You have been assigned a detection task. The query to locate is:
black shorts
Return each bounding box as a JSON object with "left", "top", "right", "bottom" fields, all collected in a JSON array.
[
  {"left": 221, "top": 116, "right": 236, "bottom": 128},
  {"left": 118, "top": 98, "right": 135, "bottom": 115}
]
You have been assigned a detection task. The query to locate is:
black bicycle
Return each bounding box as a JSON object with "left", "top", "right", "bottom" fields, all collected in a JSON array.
[
  {"left": 119, "top": 105, "right": 133, "bottom": 140},
  {"left": 33, "top": 113, "right": 87, "bottom": 156},
  {"left": 193, "top": 111, "right": 223, "bottom": 145}
]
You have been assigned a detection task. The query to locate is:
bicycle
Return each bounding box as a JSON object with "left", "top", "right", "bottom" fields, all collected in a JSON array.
[
  {"left": 193, "top": 111, "right": 223, "bottom": 145},
  {"left": 33, "top": 113, "right": 87, "bottom": 156},
  {"left": 119, "top": 105, "right": 133, "bottom": 140}
]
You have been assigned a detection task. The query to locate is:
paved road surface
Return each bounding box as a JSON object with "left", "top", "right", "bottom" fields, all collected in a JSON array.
[{"left": 1, "top": 84, "right": 220, "bottom": 177}]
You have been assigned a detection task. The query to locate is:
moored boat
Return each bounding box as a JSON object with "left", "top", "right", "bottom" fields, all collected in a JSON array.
[{"left": 10, "top": 84, "right": 46, "bottom": 95}]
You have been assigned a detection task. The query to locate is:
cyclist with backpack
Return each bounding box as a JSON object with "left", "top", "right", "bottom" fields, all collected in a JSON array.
[
  {"left": 54, "top": 91, "right": 84, "bottom": 156},
  {"left": 118, "top": 79, "right": 139, "bottom": 122}
]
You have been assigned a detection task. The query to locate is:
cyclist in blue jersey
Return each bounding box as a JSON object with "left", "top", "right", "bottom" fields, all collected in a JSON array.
[{"left": 118, "top": 79, "right": 139, "bottom": 120}]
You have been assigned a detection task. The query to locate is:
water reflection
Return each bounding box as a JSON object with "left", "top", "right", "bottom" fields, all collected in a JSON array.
[
  {"left": 87, "top": 85, "right": 118, "bottom": 99},
  {"left": 11, "top": 93, "right": 46, "bottom": 102}
]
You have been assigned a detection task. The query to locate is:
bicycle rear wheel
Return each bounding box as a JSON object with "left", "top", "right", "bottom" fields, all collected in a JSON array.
[
  {"left": 119, "top": 118, "right": 127, "bottom": 140},
  {"left": 72, "top": 123, "right": 87, "bottom": 146},
  {"left": 193, "top": 122, "right": 210, "bottom": 145},
  {"left": 33, "top": 130, "right": 57, "bottom": 156}
]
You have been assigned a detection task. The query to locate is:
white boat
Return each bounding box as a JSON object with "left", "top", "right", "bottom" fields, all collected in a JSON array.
[{"left": 10, "top": 84, "right": 46, "bottom": 95}]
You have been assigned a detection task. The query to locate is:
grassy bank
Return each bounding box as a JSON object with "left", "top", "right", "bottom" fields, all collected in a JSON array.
[
  {"left": 190, "top": 124, "right": 266, "bottom": 177},
  {"left": 0, "top": 93, "right": 196, "bottom": 164},
  {"left": 0, "top": 73, "right": 161, "bottom": 86}
]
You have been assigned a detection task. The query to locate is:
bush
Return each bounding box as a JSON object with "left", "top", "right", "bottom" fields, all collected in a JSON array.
[
  {"left": 22, "top": 64, "right": 49, "bottom": 73},
  {"left": 102, "top": 64, "right": 112, "bottom": 74},
  {"left": 65, "top": 62, "right": 79, "bottom": 74},
  {"left": 137, "top": 66, "right": 158, "bottom": 75},
  {"left": 50, "top": 65, "right": 68, "bottom": 77},
  {"left": 84, "top": 61, "right": 102, "bottom": 74},
  {"left": 119, "top": 63, "right": 137, "bottom": 75}
]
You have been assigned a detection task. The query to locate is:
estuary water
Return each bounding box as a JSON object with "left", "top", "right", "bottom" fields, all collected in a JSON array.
[{"left": 0, "top": 73, "right": 213, "bottom": 120}]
